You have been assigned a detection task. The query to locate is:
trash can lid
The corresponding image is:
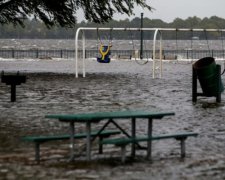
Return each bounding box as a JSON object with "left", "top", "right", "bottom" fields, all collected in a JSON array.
[{"left": 193, "top": 57, "right": 215, "bottom": 69}]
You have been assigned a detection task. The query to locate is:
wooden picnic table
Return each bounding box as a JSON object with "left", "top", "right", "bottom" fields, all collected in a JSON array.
[{"left": 45, "top": 110, "right": 175, "bottom": 161}]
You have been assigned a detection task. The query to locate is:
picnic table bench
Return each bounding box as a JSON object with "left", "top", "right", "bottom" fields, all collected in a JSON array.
[
  {"left": 101, "top": 132, "right": 198, "bottom": 163},
  {"left": 22, "top": 130, "right": 121, "bottom": 163}
]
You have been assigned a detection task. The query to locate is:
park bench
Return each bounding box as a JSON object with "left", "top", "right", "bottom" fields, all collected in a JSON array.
[
  {"left": 22, "top": 130, "right": 121, "bottom": 163},
  {"left": 101, "top": 132, "right": 198, "bottom": 163}
]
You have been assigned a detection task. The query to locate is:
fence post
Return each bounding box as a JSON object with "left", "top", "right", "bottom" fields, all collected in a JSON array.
[
  {"left": 12, "top": 49, "right": 15, "bottom": 58},
  {"left": 36, "top": 49, "right": 38, "bottom": 58},
  {"left": 61, "top": 49, "right": 63, "bottom": 58}
]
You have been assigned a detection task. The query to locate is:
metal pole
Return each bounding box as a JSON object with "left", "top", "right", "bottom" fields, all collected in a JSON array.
[
  {"left": 140, "top": 13, "right": 144, "bottom": 59},
  {"left": 192, "top": 66, "right": 197, "bottom": 102},
  {"left": 159, "top": 31, "right": 163, "bottom": 78},
  {"left": 153, "top": 29, "right": 159, "bottom": 78},
  {"left": 131, "top": 118, "right": 136, "bottom": 157},
  {"left": 69, "top": 122, "right": 75, "bottom": 161},
  {"left": 75, "top": 28, "right": 80, "bottom": 78},
  {"left": 11, "top": 84, "right": 16, "bottom": 102},
  {"left": 147, "top": 118, "right": 153, "bottom": 160},
  {"left": 86, "top": 122, "right": 91, "bottom": 161},
  {"left": 82, "top": 31, "right": 86, "bottom": 78}
]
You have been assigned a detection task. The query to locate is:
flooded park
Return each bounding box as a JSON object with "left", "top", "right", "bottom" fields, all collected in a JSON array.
[{"left": 0, "top": 53, "right": 225, "bottom": 179}]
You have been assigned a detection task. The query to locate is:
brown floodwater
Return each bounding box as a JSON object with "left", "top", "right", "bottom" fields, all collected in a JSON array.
[{"left": 0, "top": 59, "right": 225, "bottom": 179}]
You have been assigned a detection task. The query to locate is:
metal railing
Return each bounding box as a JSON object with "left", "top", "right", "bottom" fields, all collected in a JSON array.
[
  {"left": 0, "top": 49, "right": 75, "bottom": 59},
  {"left": 0, "top": 49, "right": 224, "bottom": 60}
]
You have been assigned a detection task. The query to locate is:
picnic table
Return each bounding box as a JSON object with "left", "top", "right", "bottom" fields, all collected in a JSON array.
[{"left": 45, "top": 110, "right": 176, "bottom": 161}]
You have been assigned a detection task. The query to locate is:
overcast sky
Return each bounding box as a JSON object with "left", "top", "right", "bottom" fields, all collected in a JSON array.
[{"left": 77, "top": 0, "right": 225, "bottom": 22}]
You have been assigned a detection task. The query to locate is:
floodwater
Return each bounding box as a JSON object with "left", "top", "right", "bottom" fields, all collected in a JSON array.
[
  {"left": 0, "top": 39, "right": 224, "bottom": 50},
  {"left": 0, "top": 58, "right": 225, "bottom": 179}
]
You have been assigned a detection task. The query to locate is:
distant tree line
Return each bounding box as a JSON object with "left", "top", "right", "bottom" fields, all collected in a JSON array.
[{"left": 1, "top": 16, "right": 225, "bottom": 39}]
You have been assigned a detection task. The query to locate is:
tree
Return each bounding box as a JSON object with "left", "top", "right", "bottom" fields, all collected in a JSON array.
[{"left": 0, "top": 0, "right": 152, "bottom": 28}]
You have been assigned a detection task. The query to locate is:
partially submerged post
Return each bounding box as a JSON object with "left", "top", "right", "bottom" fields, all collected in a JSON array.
[
  {"left": 140, "top": 13, "right": 144, "bottom": 60},
  {"left": 1, "top": 71, "right": 26, "bottom": 102},
  {"left": 192, "top": 57, "right": 224, "bottom": 103}
]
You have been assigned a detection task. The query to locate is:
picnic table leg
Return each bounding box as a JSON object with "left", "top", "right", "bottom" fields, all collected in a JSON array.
[
  {"left": 147, "top": 118, "right": 153, "bottom": 160},
  {"left": 121, "top": 145, "right": 126, "bottom": 163},
  {"left": 69, "top": 121, "right": 75, "bottom": 161},
  {"left": 91, "top": 119, "right": 111, "bottom": 154},
  {"left": 34, "top": 142, "right": 40, "bottom": 164},
  {"left": 86, "top": 121, "right": 91, "bottom": 161},
  {"left": 11, "top": 84, "right": 16, "bottom": 102},
  {"left": 192, "top": 66, "right": 197, "bottom": 102},
  {"left": 131, "top": 117, "right": 136, "bottom": 157},
  {"left": 180, "top": 138, "right": 186, "bottom": 158}
]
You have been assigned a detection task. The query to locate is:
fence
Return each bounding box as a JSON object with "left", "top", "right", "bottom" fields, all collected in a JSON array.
[
  {"left": 0, "top": 49, "right": 224, "bottom": 60},
  {"left": 0, "top": 49, "right": 75, "bottom": 59}
]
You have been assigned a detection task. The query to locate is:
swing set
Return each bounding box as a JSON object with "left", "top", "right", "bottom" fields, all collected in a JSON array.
[
  {"left": 96, "top": 28, "right": 149, "bottom": 64},
  {"left": 174, "top": 29, "right": 225, "bottom": 74},
  {"left": 75, "top": 27, "right": 225, "bottom": 78}
]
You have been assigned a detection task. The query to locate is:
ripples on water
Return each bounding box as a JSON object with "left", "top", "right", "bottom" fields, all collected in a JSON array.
[
  {"left": 0, "top": 60, "right": 224, "bottom": 151},
  {"left": 0, "top": 56, "right": 225, "bottom": 179},
  {"left": 0, "top": 39, "right": 224, "bottom": 50}
]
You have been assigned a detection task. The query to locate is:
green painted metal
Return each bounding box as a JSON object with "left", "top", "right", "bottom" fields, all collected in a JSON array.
[
  {"left": 45, "top": 110, "right": 175, "bottom": 122},
  {"left": 22, "top": 130, "right": 121, "bottom": 143},
  {"left": 22, "top": 130, "right": 121, "bottom": 163},
  {"left": 193, "top": 57, "right": 224, "bottom": 96},
  {"left": 101, "top": 132, "right": 198, "bottom": 162},
  {"left": 101, "top": 132, "right": 199, "bottom": 146}
]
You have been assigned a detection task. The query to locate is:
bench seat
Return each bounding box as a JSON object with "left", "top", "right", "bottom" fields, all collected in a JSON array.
[
  {"left": 22, "top": 130, "right": 121, "bottom": 163},
  {"left": 101, "top": 132, "right": 198, "bottom": 163}
]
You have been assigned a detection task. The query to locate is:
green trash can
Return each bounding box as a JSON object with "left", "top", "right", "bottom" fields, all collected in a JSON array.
[{"left": 193, "top": 57, "right": 224, "bottom": 96}]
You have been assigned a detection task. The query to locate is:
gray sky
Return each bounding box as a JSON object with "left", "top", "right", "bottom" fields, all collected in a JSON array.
[{"left": 77, "top": 0, "right": 225, "bottom": 22}]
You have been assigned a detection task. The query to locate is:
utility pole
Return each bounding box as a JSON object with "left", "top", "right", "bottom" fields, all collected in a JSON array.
[{"left": 140, "top": 13, "right": 144, "bottom": 59}]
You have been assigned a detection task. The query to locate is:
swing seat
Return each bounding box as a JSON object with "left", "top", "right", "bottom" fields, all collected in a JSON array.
[
  {"left": 97, "top": 45, "right": 111, "bottom": 63},
  {"left": 97, "top": 57, "right": 110, "bottom": 63}
]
